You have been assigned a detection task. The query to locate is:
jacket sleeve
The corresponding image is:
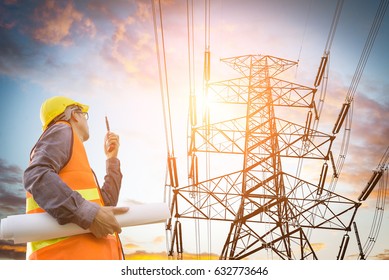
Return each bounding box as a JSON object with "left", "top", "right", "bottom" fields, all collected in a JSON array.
[
  {"left": 23, "top": 123, "right": 99, "bottom": 229},
  {"left": 100, "top": 158, "right": 123, "bottom": 206}
]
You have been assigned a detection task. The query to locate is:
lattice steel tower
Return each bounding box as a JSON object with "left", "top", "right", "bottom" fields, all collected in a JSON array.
[{"left": 166, "top": 54, "right": 360, "bottom": 260}]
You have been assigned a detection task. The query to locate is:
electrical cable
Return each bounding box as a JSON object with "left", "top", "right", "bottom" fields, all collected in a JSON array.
[
  {"left": 296, "top": 0, "right": 312, "bottom": 64},
  {"left": 292, "top": 2, "right": 344, "bottom": 242},
  {"left": 324, "top": 0, "right": 344, "bottom": 53},
  {"left": 359, "top": 146, "right": 388, "bottom": 259},
  {"left": 151, "top": 0, "right": 176, "bottom": 158},
  {"left": 328, "top": 0, "right": 388, "bottom": 193},
  {"left": 325, "top": 1, "right": 388, "bottom": 259},
  {"left": 151, "top": 0, "right": 181, "bottom": 259},
  {"left": 185, "top": 0, "right": 203, "bottom": 260},
  {"left": 295, "top": 0, "right": 343, "bottom": 182},
  {"left": 203, "top": 0, "right": 213, "bottom": 260},
  {"left": 345, "top": 0, "right": 388, "bottom": 102}
]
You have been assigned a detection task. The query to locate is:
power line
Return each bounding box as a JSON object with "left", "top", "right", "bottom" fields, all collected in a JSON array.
[
  {"left": 296, "top": 0, "right": 312, "bottom": 63},
  {"left": 295, "top": 0, "right": 344, "bottom": 187},
  {"left": 151, "top": 0, "right": 176, "bottom": 158},
  {"left": 152, "top": 0, "right": 183, "bottom": 259},
  {"left": 324, "top": 0, "right": 344, "bottom": 54},
  {"left": 359, "top": 146, "right": 388, "bottom": 259},
  {"left": 328, "top": 0, "right": 388, "bottom": 193},
  {"left": 346, "top": 0, "right": 388, "bottom": 102}
]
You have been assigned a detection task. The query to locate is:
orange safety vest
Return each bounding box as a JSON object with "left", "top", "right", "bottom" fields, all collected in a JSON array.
[{"left": 26, "top": 121, "right": 123, "bottom": 260}]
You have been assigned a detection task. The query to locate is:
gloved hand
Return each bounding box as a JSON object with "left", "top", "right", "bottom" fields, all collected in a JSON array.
[{"left": 89, "top": 206, "right": 129, "bottom": 238}]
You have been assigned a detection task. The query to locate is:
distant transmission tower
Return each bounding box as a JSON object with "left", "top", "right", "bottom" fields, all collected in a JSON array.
[{"left": 166, "top": 54, "right": 360, "bottom": 260}]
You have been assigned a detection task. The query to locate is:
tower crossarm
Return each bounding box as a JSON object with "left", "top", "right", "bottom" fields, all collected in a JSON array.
[
  {"left": 220, "top": 54, "right": 297, "bottom": 77},
  {"left": 208, "top": 77, "right": 316, "bottom": 108},
  {"left": 193, "top": 117, "right": 334, "bottom": 161}
]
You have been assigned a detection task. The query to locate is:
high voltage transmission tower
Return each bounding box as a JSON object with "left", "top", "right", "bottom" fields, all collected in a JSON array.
[
  {"left": 159, "top": 0, "right": 388, "bottom": 260},
  {"left": 166, "top": 54, "right": 361, "bottom": 260}
]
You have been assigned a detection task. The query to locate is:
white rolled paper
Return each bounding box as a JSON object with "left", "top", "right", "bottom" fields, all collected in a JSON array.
[{"left": 0, "top": 202, "right": 170, "bottom": 244}]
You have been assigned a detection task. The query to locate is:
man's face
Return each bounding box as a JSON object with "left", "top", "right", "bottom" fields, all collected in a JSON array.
[{"left": 73, "top": 109, "right": 90, "bottom": 141}]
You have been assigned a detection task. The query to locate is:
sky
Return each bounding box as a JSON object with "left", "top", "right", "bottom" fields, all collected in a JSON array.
[{"left": 0, "top": 0, "right": 388, "bottom": 260}]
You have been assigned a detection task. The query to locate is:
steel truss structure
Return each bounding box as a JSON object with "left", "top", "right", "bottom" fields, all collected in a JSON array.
[{"left": 167, "top": 54, "right": 361, "bottom": 260}]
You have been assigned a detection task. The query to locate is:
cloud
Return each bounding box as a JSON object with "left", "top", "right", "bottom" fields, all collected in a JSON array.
[
  {"left": 135, "top": 1, "right": 152, "bottom": 22},
  {"left": 121, "top": 234, "right": 167, "bottom": 254},
  {"left": 31, "top": 0, "right": 96, "bottom": 45},
  {"left": 370, "top": 249, "right": 389, "bottom": 260},
  {"left": 310, "top": 243, "right": 326, "bottom": 252},
  {"left": 124, "top": 250, "right": 219, "bottom": 260},
  {"left": 0, "top": 158, "right": 25, "bottom": 219},
  {"left": 331, "top": 93, "right": 389, "bottom": 200},
  {"left": 3, "top": 0, "right": 18, "bottom": 5},
  {"left": 0, "top": 25, "right": 36, "bottom": 76},
  {"left": 0, "top": 187, "right": 25, "bottom": 215},
  {"left": 0, "top": 240, "right": 26, "bottom": 260},
  {"left": 152, "top": 235, "right": 165, "bottom": 244},
  {"left": 0, "top": 159, "right": 23, "bottom": 185},
  {"left": 0, "top": 0, "right": 164, "bottom": 95},
  {"left": 125, "top": 250, "right": 169, "bottom": 260},
  {"left": 108, "top": 16, "right": 138, "bottom": 74},
  {"left": 304, "top": 73, "right": 389, "bottom": 203},
  {"left": 97, "top": 2, "right": 159, "bottom": 90},
  {"left": 0, "top": 4, "right": 16, "bottom": 29},
  {"left": 0, "top": 1, "right": 94, "bottom": 78},
  {"left": 346, "top": 249, "right": 389, "bottom": 260},
  {"left": 124, "top": 243, "right": 141, "bottom": 250}
]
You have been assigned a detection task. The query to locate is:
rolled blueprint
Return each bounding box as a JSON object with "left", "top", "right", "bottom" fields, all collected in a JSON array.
[{"left": 0, "top": 202, "right": 170, "bottom": 244}]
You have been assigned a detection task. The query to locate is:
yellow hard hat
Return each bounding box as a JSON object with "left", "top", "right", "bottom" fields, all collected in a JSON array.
[{"left": 40, "top": 96, "right": 89, "bottom": 130}]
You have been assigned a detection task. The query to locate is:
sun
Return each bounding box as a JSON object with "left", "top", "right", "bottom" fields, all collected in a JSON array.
[{"left": 190, "top": 89, "right": 242, "bottom": 127}]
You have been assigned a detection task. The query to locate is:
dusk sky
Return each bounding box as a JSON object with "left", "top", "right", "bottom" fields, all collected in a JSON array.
[{"left": 0, "top": 0, "right": 388, "bottom": 260}]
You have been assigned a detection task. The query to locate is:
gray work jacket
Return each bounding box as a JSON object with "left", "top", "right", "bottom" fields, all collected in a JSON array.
[{"left": 24, "top": 122, "right": 123, "bottom": 230}]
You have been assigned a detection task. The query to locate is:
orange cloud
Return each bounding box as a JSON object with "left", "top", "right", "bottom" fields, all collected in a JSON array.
[
  {"left": 0, "top": 241, "right": 26, "bottom": 260},
  {"left": 124, "top": 250, "right": 219, "bottom": 260},
  {"left": 152, "top": 235, "right": 165, "bottom": 244},
  {"left": 100, "top": 4, "right": 157, "bottom": 87},
  {"left": 0, "top": 244, "right": 26, "bottom": 253},
  {"left": 346, "top": 249, "right": 389, "bottom": 260},
  {"left": 109, "top": 16, "right": 139, "bottom": 73},
  {"left": 310, "top": 84, "right": 389, "bottom": 203},
  {"left": 112, "top": 16, "right": 135, "bottom": 43},
  {"left": 125, "top": 250, "right": 169, "bottom": 260},
  {"left": 32, "top": 0, "right": 95, "bottom": 45},
  {"left": 124, "top": 243, "right": 141, "bottom": 250},
  {"left": 135, "top": 2, "right": 151, "bottom": 22},
  {"left": 370, "top": 249, "right": 389, "bottom": 260},
  {"left": 310, "top": 243, "right": 326, "bottom": 252}
]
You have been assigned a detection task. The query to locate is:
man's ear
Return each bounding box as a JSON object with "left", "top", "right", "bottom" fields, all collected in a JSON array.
[{"left": 69, "top": 111, "right": 79, "bottom": 123}]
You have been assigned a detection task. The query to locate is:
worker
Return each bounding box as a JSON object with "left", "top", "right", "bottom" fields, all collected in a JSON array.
[{"left": 23, "top": 96, "right": 129, "bottom": 260}]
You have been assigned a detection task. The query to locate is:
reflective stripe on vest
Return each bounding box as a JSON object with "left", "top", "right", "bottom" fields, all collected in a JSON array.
[
  {"left": 25, "top": 121, "right": 122, "bottom": 260},
  {"left": 26, "top": 188, "right": 101, "bottom": 213}
]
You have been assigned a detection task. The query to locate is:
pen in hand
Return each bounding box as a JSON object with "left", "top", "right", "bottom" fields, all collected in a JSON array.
[{"left": 105, "top": 116, "right": 114, "bottom": 152}]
